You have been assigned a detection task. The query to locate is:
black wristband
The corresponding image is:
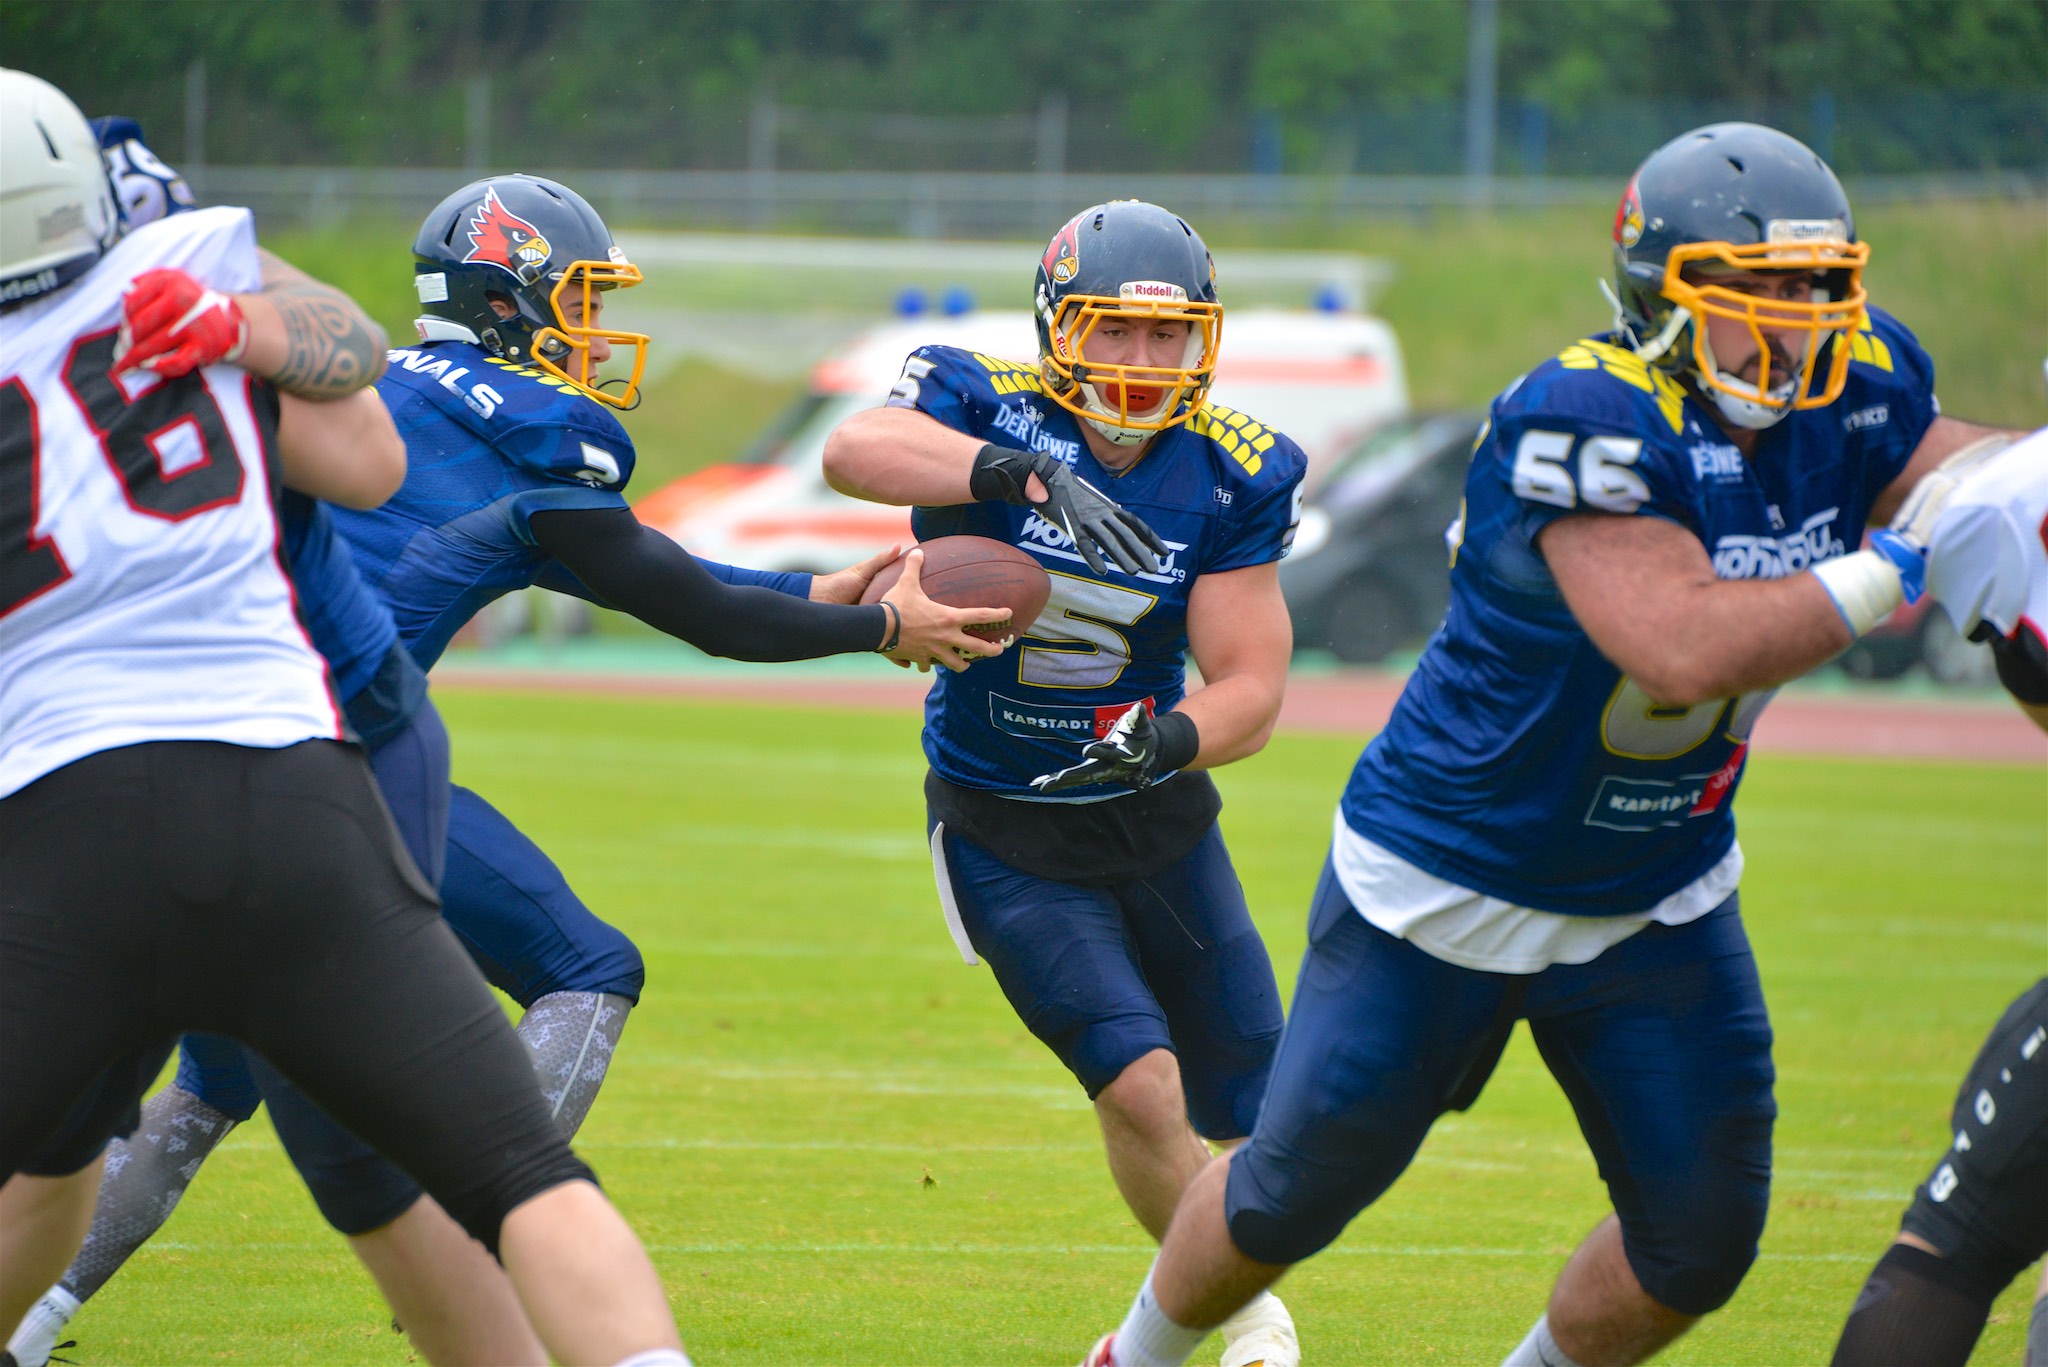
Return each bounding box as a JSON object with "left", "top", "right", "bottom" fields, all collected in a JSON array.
[
  {"left": 968, "top": 443, "right": 1044, "bottom": 505},
  {"left": 874, "top": 599, "right": 902, "bottom": 653},
  {"left": 1153, "top": 709, "right": 1200, "bottom": 774}
]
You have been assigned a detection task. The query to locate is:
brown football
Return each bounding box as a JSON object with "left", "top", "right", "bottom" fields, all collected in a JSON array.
[{"left": 859, "top": 535, "right": 1052, "bottom": 642}]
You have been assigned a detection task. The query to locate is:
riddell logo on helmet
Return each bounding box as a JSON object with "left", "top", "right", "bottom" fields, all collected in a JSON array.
[
  {"left": 464, "top": 187, "right": 553, "bottom": 280},
  {"left": 1120, "top": 281, "right": 1187, "bottom": 302},
  {"left": 1766, "top": 218, "right": 1849, "bottom": 244}
]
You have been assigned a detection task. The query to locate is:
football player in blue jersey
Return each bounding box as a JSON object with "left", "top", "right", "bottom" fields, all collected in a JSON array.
[
  {"left": 1078, "top": 125, "right": 2031, "bottom": 1367},
  {"left": 824, "top": 199, "right": 1306, "bottom": 1367}
]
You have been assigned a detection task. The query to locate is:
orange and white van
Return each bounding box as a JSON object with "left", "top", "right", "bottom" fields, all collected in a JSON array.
[{"left": 636, "top": 307, "right": 1407, "bottom": 574}]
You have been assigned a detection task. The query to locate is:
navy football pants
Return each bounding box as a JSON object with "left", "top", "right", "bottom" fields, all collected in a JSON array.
[
  {"left": 175, "top": 703, "right": 643, "bottom": 1234},
  {"left": 1225, "top": 858, "right": 1775, "bottom": 1316},
  {"left": 934, "top": 819, "right": 1282, "bottom": 1142}
]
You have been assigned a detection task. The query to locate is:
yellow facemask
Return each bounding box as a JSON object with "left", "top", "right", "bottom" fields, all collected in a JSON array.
[
  {"left": 1660, "top": 237, "right": 1869, "bottom": 412},
  {"left": 533, "top": 256, "right": 650, "bottom": 409},
  {"left": 1040, "top": 295, "right": 1224, "bottom": 435}
]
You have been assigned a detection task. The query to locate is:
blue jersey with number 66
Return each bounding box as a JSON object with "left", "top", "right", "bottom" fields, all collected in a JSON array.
[
  {"left": 891, "top": 344, "right": 1307, "bottom": 798},
  {"left": 1341, "top": 310, "right": 1936, "bottom": 915}
]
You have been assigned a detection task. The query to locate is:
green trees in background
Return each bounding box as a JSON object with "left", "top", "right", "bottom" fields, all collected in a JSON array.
[{"left": 6, "top": 0, "right": 2043, "bottom": 172}]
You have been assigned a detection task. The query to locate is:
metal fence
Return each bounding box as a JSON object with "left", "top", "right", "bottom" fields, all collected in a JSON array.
[{"left": 189, "top": 165, "right": 2046, "bottom": 241}]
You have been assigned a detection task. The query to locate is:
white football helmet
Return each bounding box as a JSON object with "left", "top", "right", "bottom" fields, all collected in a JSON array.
[{"left": 0, "top": 69, "right": 120, "bottom": 312}]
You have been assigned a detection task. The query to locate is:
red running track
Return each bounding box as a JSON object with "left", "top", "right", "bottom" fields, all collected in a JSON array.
[{"left": 433, "top": 665, "right": 2047, "bottom": 767}]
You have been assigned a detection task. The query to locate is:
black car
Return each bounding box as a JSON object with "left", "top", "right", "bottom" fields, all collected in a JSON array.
[{"left": 1280, "top": 412, "right": 1483, "bottom": 663}]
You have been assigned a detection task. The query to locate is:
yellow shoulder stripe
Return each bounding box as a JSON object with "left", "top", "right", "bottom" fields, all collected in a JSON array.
[
  {"left": 1187, "top": 403, "right": 1274, "bottom": 476},
  {"left": 1555, "top": 340, "right": 1685, "bottom": 435}
]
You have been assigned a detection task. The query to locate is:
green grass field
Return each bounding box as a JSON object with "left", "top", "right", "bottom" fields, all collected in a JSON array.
[{"left": 55, "top": 688, "right": 2046, "bottom": 1364}]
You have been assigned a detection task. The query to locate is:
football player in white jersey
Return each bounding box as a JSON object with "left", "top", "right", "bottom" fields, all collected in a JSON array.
[
  {"left": 0, "top": 69, "right": 687, "bottom": 1367},
  {"left": 1831, "top": 425, "right": 2048, "bottom": 1367},
  {"left": 1922, "top": 427, "right": 2048, "bottom": 731}
]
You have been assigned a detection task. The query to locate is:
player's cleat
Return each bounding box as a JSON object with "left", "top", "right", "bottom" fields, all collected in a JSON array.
[
  {"left": 1081, "top": 1333, "right": 1118, "bottom": 1367},
  {"left": 1219, "top": 1292, "right": 1299, "bottom": 1367}
]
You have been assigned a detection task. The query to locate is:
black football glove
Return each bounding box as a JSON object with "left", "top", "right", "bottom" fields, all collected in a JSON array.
[
  {"left": 969, "top": 443, "right": 1167, "bottom": 577},
  {"left": 1029, "top": 704, "right": 1200, "bottom": 794}
]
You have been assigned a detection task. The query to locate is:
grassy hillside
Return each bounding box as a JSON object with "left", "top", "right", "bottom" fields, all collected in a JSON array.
[{"left": 262, "top": 196, "right": 2047, "bottom": 493}]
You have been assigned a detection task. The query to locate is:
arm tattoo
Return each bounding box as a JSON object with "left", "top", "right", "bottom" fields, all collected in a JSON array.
[{"left": 265, "top": 281, "right": 388, "bottom": 398}]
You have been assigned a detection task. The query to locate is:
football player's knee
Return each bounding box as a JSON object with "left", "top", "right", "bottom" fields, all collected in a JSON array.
[
  {"left": 1223, "top": 1134, "right": 1401, "bottom": 1265},
  {"left": 298, "top": 1150, "right": 425, "bottom": 1236},
  {"left": 1902, "top": 1190, "right": 2042, "bottom": 1301},
  {"left": 1626, "top": 1186, "right": 1768, "bottom": 1315},
  {"left": 174, "top": 1036, "right": 264, "bottom": 1121},
  {"left": 440, "top": 1146, "right": 598, "bottom": 1255},
  {"left": 1065, "top": 1015, "right": 1174, "bottom": 1101},
  {"left": 552, "top": 921, "right": 645, "bottom": 1002},
  {"left": 1181, "top": 1029, "right": 1279, "bottom": 1142}
]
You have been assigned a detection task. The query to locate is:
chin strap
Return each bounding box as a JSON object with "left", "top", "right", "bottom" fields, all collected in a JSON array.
[{"left": 1601, "top": 279, "right": 1692, "bottom": 367}]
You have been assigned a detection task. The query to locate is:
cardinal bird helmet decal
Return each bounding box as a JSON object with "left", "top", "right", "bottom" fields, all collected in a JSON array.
[{"left": 462, "top": 186, "right": 554, "bottom": 284}]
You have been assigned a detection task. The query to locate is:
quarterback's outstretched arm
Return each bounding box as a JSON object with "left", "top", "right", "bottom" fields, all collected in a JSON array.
[
  {"left": 1541, "top": 512, "right": 1855, "bottom": 707},
  {"left": 528, "top": 506, "right": 1001, "bottom": 670}
]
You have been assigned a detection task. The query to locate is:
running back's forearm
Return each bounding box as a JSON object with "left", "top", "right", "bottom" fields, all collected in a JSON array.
[{"left": 822, "top": 405, "right": 982, "bottom": 505}]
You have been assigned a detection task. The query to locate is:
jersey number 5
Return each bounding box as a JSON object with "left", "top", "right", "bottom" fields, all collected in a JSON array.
[
  {"left": 1, "top": 332, "right": 251, "bottom": 621},
  {"left": 1018, "top": 573, "right": 1159, "bottom": 689}
]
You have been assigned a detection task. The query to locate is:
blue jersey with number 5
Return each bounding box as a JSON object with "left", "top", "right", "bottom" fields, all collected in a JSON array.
[
  {"left": 893, "top": 345, "right": 1307, "bottom": 796},
  {"left": 1341, "top": 310, "right": 1935, "bottom": 915},
  {"left": 329, "top": 342, "right": 637, "bottom": 669}
]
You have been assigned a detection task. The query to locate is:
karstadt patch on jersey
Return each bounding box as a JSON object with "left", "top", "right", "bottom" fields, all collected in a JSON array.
[
  {"left": 888, "top": 343, "right": 1307, "bottom": 796},
  {"left": 1342, "top": 311, "right": 1937, "bottom": 916}
]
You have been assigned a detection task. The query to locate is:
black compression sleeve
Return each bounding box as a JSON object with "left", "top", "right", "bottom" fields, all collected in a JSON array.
[{"left": 529, "top": 506, "right": 887, "bottom": 660}]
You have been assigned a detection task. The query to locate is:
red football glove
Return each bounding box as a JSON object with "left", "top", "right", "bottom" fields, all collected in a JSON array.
[{"left": 113, "top": 267, "right": 248, "bottom": 378}]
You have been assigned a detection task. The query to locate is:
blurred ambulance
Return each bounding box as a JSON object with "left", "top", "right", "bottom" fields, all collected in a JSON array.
[{"left": 635, "top": 307, "right": 1407, "bottom": 574}]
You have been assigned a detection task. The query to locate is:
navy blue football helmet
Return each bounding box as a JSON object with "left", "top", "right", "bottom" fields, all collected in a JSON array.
[
  {"left": 412, "top": 174, "right": 646, "bottom": 407},
  {"left": 1033, "top": 200, "right": 1221, "bottom": 446},
  {"left": 1607, "top": 123, "right": 1868, "bottom": 429}
]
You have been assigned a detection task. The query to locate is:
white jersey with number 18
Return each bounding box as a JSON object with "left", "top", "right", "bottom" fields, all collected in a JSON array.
[{"left": 0, "top": 206, "right": 340, "bottom": 801}]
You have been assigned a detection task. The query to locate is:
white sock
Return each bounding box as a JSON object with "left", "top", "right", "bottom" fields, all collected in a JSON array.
[
  {"left": 1220, "top": 1289, "right": 1286, "bottom": 1333},
  {"left": 6, "top": 1286, "right": 83, "bottom": 1367},
  {"left": 1112, "top": 1271, "right": 1209, "bottom": 1367},
  {"left": 1502, "top": 1314, "right": 1588, "bottom": 1367},
  {"left": 610, "top": 1350, "right": 692, "bottom": 1367}
]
